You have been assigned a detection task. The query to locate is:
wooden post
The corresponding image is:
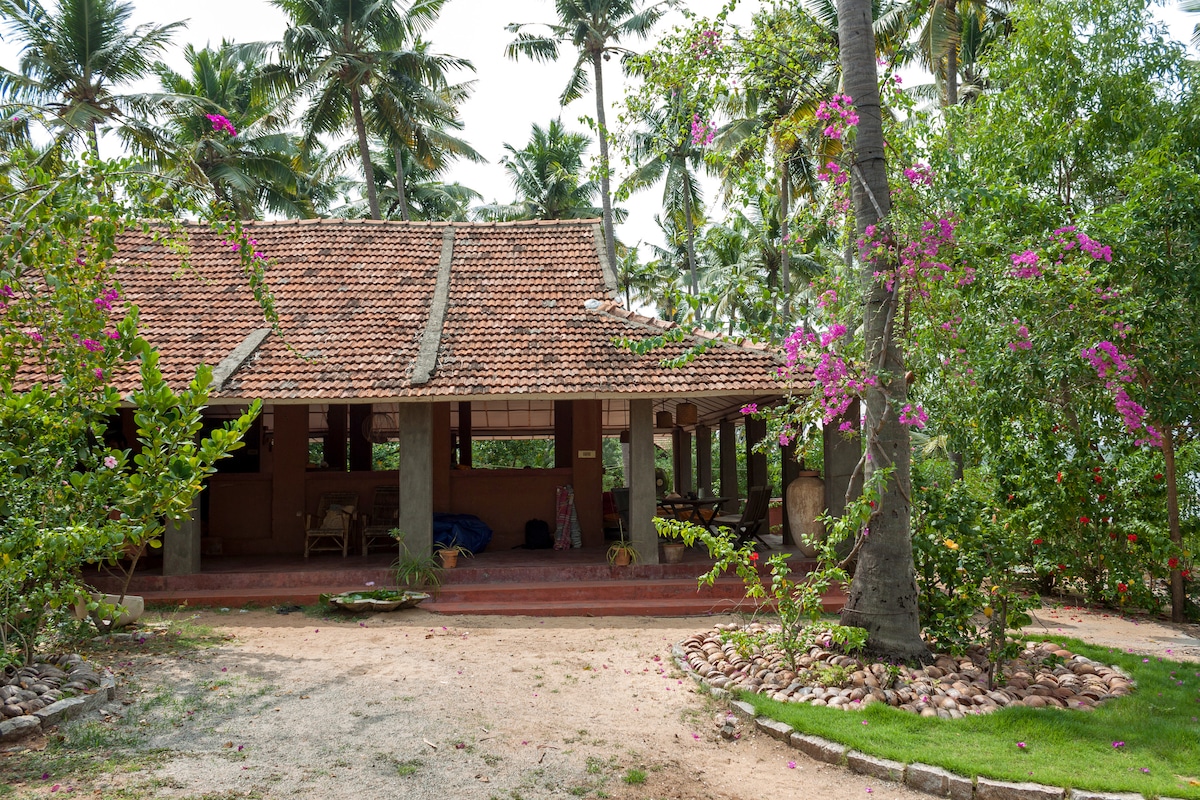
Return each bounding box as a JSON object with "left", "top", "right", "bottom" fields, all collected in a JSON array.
[
  {"left": 696, "top": 425, "right": 712, "bottom": 497},
  {"left": 348, "top": 404, "right": 372, "bottom": 471},
  {"left": 459, "top": 401, "right": 472, "bottom": 467},
  {"left": 781, "top": 439, "right": 801, "bottom": 545},
  {"left": 719, "top": 418, "right": 739, "bottom": 512},
  {"left": 325, "top": 404, "right": 347, "bottom": 471},
  {"left": 745, "top": 415, "right": 768, "bottom": 492},
  {"left": 554, "top": 400, "right": 574, "bottom": 469}
]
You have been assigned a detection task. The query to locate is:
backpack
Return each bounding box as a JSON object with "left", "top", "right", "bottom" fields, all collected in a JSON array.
[{"left": 516, "top": 518, "right": 554, "bottom": 550}]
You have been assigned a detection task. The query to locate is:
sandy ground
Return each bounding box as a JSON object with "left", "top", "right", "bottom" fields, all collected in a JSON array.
[{"left": 7, "top": 603, "right": 1200, "bottom": 799}]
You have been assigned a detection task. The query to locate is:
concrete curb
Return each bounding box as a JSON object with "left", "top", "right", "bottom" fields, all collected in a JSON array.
[
  {"left": 0, "top": 671, "right": 116, "bottom": 743},
  {"left": 671, "top": 645, "right": 1164, "bottom": 800}
]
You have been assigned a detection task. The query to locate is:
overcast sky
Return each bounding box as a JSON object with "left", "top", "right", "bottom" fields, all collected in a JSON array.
[{"left": 1, "top": 0, "right": 1195, "bottom": 252}]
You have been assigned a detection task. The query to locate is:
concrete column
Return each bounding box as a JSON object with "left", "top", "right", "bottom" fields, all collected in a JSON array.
[
  {"left": 824, "top": 400, "right": 863, "bottom": 523},
  {"left": 719, "top": 418, "right": 739, "bottom": 511},
  {"left": 696, "top": 425, "right": 712, "bottom": 497},
  {"left": 781, "top": 440, "right": 801, "bottom": 545},
  {"left": 163, "top": 494, "right": 201, "bottom": 575},
  {"left": 745, "top": 416, "right": 768, "bottom": 492},
  {"left": 397, "top": 403, "right": 433, "bottom": 555},
  {"left": 629, "top": 399, "right": 659, "bottom": 564}
]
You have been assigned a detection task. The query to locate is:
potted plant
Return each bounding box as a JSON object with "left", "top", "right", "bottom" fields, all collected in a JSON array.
[
  {"left": 654, "top": 517, "right": 689, "bottom": 564},
  {"left": 393, "top": 531, "right": 443, "bottom": 591},
  {"left": 607, "top": 538, "right": 639, "bottom": 567},
  {"left": 435, "top": 542, "right": 473, "bottom": 569}
]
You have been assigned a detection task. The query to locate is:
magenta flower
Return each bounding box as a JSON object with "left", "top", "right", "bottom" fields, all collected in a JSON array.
[{"left": 206, "top": 113, "right": 237, "bottom": 136}]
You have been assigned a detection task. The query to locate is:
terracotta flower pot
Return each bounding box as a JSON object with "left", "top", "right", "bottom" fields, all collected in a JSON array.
[
  {"left": 613, "top": 548, "right": 631, "bottom": 567},
  {"left": 661, "top": 542, "right": 686, "bottom": 564},
  {"left": 438, "top": 550, "right": 459, "bottom": 569}
]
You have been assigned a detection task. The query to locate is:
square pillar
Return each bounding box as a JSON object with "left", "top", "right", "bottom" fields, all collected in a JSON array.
[
  {"left": 554, "top": 400, "right": 574, "bottom": 469},
  {"left": 719, "top": 418, "right": 739, "bottom": 512},
  {"left": 573, "top": 400, "right": 604, "bottom": 546},
  {"left": 672, "top": 427, "right": 692, "bottom": 495},
  {"left": 397, "top": 403, "right": 433, "bottom": 555},
  {"left": 781, "top": 440, "right": 801, "bottom": 545},
  {"left": 745, "top": 415, "right": 768, "bottom": 492},
  {"left": 824, "top": 400, "right": 863, "bottom": 522},
  {"left": 628, "top": 399, "right": 659, "bottom": 564},
  {"left": 325, "top": 404, "right": 347, "bottom": 471},
  {"left": 163, "top": 494, "right": 201, "bottom": 575},
  {"left": 696, "top": 425, "right": 712, "bottom": 497},
  {"left": 349, "top": 404, "right": 372, "bottom": 471},
  {"left": 272, "top": 404, "right": 308, "bottom": 550}
]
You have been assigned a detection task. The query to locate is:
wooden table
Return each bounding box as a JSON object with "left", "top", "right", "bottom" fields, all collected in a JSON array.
[{"left": 658, "top": 496, "right": 730, "bottom": 531}]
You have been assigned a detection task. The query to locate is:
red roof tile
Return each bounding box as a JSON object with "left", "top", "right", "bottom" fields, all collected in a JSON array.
[{"left": 110, "top": 219, "right": 808, "bottom": 401}]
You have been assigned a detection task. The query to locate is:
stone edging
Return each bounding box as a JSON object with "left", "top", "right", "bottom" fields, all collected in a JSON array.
[
  {"left": 0, "top": 672, "right": 116, "bottom": 744},
  {"left": 671, "top": 644, "right": 1180, "bottom": 800}
]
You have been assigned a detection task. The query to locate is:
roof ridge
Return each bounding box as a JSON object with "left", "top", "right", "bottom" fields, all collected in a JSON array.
[{"left": 157, "top": 217, "right": 604, "bottom": 230}]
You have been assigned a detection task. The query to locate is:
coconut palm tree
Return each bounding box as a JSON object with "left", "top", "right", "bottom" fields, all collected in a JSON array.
[
  {"left": 478, "top": 119, "right": 605, "bottom": 221},
  {"left": 911, "top": 0, "right": 1012, "bottom": 106},
  {"left": 621, "top": 91, "right": 708, "bottom": 300},
  {"left": 505, "top": 0, "right": 674, "bottom": 271},
  {"left": 366, "top": 37, "right": 480, "bottom": 221},
  {"left": 716, "top": 4, "right": 836, "bottom": 322},
  {"left": 0, "top": 0, "right": 182, "bottom": 158},
  {"left": 130, "top": 42, "right": 315, "bottom": 218},
  {"left": 834, "top": 0, "right": 928, "bottom": 661},
  {"left": 266, "top": 0, "right": 466, "bottom": 220}
]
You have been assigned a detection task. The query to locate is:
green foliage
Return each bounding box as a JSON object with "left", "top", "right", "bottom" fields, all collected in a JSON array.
[
  {"left": 393, "top": 532, "right": 443, "bottom": 591},
  {"left": 654, "top": 470, "right": 878, "bottom": 671},
  {"left": 741, "top": 638, "right": 1200, "bottom": 798},
  {"left": 0, "top": 155, "right": 261, "bottom": 663}
]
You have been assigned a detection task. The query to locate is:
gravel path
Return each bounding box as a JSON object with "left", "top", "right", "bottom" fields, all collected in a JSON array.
[{"left": 4, "top": 604, "right": 1197, "bottom": 799}]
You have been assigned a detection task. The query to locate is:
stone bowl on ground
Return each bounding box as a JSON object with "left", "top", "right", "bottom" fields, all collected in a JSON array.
[
  {"left": 319, "top": 589, "right": 430, "bottom": 612},
  {"left": 679, "top": 622, "right": 1134, "bottom": 717}
]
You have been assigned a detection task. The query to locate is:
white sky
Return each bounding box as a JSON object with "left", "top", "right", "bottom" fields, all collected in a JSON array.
[{"left": 1, "top": 0, "right": 1196, "bottom": 252}]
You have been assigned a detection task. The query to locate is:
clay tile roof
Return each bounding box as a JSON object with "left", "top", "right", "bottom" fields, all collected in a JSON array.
[{"left": 109, "top": 219, "right": 809, "bottom": 402}]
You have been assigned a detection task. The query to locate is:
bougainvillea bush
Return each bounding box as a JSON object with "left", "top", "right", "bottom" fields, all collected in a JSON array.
[{"left": 0, "top": 155, "right": 264, "bottom": 665}]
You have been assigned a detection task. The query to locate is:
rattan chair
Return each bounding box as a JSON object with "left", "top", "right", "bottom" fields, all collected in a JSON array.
[
  {"left": 360, "top": 485, "right": 400, "bottom": 556},
  {"left": 304, "top": 492, "right": 358, "bottom": 558}
]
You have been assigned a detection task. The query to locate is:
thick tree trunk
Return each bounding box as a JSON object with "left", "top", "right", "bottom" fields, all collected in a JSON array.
[
  {"left": 1162, "top": 426, "right": 1184, "bottom": 623},
  {"left": 351, "top": 85, "right": 381, "bottom": 221},
  {"left": 591, "top": 51, "right": 617, "bottom": 271},
  {"left": 393, "top": 143, "right": 411, "bottom": 221},
  {"left": 836, "top": 0, "right": 929, "bottom": 662}
]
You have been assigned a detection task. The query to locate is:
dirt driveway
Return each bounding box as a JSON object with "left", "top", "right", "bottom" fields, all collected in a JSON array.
[{"left": 5, "top": 604, "right": 1198, "bottom": 799}]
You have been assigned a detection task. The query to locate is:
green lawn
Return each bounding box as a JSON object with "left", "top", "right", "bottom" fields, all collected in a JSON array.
[{"left": 739, "top": 637, "right": 1200, "bottom": 798}]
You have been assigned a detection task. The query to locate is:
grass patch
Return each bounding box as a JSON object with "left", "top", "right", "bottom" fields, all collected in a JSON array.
[
  {"left": 741, "top": 636, "right": 1200, "bottom": 798},
  {"left": 621, "top": 768, "right": 647, "bottom": 785}
]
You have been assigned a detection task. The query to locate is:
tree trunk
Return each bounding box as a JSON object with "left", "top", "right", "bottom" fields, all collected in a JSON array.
[
  {"left": 87, "top": 118, "right": 101, "bottom": 161},
  {"left": 591, "top": 51, "right": 617, "bottom": 272},
  {"left": 780, "top": 160, "right": 791, "bottom": 323},
  {"left": 683, "top": 174, "right": 699, "bottom": 301},
  {"left": 394, "top": 143, "right": 411, "bottom": 221},
  {"left": 835, "top": 0, "right": 929, "bottom": 662},
  {"left": 1162, "top": 425, "right": 1184, "bottom": 623},
  {"left": 351, "top": 85, "right": 381, "bottom": 220},
  {"left": 946, "top": 1, "right": 960, "bottom": 107}
]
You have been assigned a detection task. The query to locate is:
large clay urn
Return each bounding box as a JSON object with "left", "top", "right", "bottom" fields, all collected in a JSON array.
[{"left": 786, "top": 470, "right": 825, "bottom": 557}]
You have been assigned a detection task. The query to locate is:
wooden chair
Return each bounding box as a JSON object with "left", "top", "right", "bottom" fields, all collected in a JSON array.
[
  {"left": 304, "top": 492, "right": 358, "bottom": 558},
  {"left": 361, "top": 485, "right": 400, "bottom": 556},
  {"left": 711, "top": 485, "right": 771, "bottom": 549}
]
